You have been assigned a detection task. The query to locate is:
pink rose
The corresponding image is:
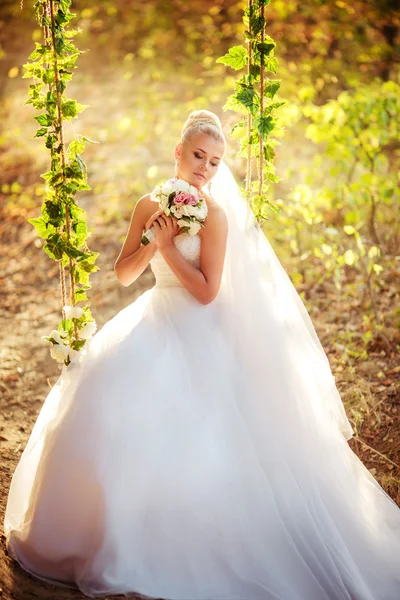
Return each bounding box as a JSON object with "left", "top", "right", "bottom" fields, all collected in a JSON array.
[
  {"left": 184, "top": 193, "right": 199, "bottom": 206},
  {"left": 173, "top": 191, "right": 187, "bottom": 205}
]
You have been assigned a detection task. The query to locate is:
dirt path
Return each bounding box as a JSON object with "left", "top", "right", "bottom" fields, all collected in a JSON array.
[{"left": 1, "top": 217, "right": 399, "bottom": 600}]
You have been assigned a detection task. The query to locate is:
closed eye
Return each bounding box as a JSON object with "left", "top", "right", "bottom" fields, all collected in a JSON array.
[{"left": 194, "top": 152, "right": 219, "bottom": 167}]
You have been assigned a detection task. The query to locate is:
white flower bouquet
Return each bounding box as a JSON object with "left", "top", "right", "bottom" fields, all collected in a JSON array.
[{"left": 141, "top": 177, "right": 208, "bottom": 245}]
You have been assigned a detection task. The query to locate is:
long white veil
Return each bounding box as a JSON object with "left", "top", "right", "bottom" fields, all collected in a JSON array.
[{"left": 207, "top": 160, "right": 354, "bottom": 442}]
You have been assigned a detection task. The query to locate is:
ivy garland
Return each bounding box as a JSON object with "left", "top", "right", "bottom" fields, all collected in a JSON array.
[
  {"left": 217, "top": 0, "right": 284, "bottom": 221},
  {"left": 23, "top": 0, "right": 99, "bottom": 366}
]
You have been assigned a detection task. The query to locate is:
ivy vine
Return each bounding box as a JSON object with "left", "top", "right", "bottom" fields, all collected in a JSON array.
[
  {"left": 216, "top": 0, "right": 284, "bottom": 221},
  {"left": 23, "top": 0, "right": 99, "bottom": 366}
]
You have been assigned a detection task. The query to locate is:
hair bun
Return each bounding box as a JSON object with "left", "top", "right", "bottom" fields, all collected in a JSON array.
[
  {"left": 180, "top": 109, "right": 226, "bottom": 153},
  {"left": 184, "top": 110, "right": 222, "bottom": 133}
]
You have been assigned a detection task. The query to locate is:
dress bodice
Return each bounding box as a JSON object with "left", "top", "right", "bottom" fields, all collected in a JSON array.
[{"left": 150, "top": 233, "right": 201, "bottom": 288}]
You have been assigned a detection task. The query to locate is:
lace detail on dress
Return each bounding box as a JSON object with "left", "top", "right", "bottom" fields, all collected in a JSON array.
[{"left": 150, "top": 233, "right": 201, "bottom": 288}]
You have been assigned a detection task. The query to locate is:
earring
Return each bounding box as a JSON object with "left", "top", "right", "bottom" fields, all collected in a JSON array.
[
  {"left": 208, "top": 180, "right": 213, "bottom": 196},
  {"left": 174, "top": 161, "right": 181, "bottom": 178}
]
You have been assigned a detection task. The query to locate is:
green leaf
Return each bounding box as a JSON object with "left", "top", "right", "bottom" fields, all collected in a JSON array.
[
  {"left": 236, "top": 87, "right": 259, "bottom": 114},
  {"left": 216, "top": 46, "right": 247, "bottom": 70},
  {"left": 56, "top": 79, "right": 66, "bottom": 94},
  {"left": 68, "top": 139, "right": 85, "bottom": 158},
  {"left": 28, "top": 217, "right": 56, "bottom": 239},
  {"left": 74, "top": 287, "right": 88, "bottom": 303},
  {"left": 62, "top": 100, "right": 77, "bottom": 119},
  {"left": 71, "top": 338, "right": 87, "bottom": 351},
  {"left": 256, "top": 42, "right": 276, "bottom": 57},
  {"left": 42, "top": 68, "right": 56, "bottom": 84},
  {"left": 257, "top": 116, "right": 275, "bottom": 136},
  {"left": 42, "top": 200, "right": 64, "bottom": 225},
  {"left": 44, "top": 234, "right": 63, "bottom": 260},
  {"left": 266, "top": 57, "right": 278, "bottom": 74},
  {"left": 34, "top": 127, "right": 48, "bottom": 137},
  {"left": 35, "top": 113, "right": 53, "bottom": 127},
  {"left": 61, "top": 99, "right": 88, "bottom": 120},
  {"left": 73, "top": 220, "right": 88, "bottom": 245},
  {"left": 59, "top": 0, "right": 72, "bottom": 12},
  {"left": 250, "top": 15, "right": 265, "bottom": 35},
  {"left": 265, "top": 80, "right": 281, "bottom": 98},
  {"left": 54, "top": 36, "right": 65, "bottom": 54}
]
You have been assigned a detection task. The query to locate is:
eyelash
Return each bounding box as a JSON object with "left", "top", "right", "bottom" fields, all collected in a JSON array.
[{"left": 194, "top": 152, "right": 218, "bottom": 167}]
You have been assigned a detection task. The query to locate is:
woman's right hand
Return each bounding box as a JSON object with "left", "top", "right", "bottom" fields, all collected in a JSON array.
[{"left": 144, "top": 208, "right": 164, "bottom": 233}]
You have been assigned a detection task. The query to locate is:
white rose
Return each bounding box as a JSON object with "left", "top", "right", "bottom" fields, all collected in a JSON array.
[
  {"left": 159, "top": 195, "right": 169, "bottom": 211},
  {"left": 150, "top": 184, "right": 162, "bottom": 202},
  {"left": 177, "top": 218, "right": 189, "bottom": 230},
  {"left": 68, "top": 348, "right": 81, "bottom": 364},
  {"left": 189, "top": 221, "right": 202, "bottom": 235},
  {"left": 161, "top": 180, "right": 176, "bottom": 196},
  {"left": 189, "top": 184, "right": 200, "bottom": 196},
  {"left": 79, "top": 321, "right": 97, "bottom": 340},
  {"left": 177, "top": 204, "right": 193, "bottom": 218},
  {"left": 50, "top": 343, "right": 70, "bottom": 363},
  {"left": 64, "top": 305, "right": 84, "bottom": 319},
  {"left": 173, "top": 179, "right": 190, "bottom": 193},
  {"left": 47, "top": 329, "right": 63, "bottom": 344},
  {"left": 172, "top": 205, "right": 183, "bottom": 218},
  {"left": 196, "top": 201, "right": 208, "bottom": 221}
]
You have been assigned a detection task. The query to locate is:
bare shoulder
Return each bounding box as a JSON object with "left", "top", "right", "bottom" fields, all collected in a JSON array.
[
  {"left": 204, "top": 201, "right": 228, "bottom": 231},
  {"left": 131, "top": 193, "right": 157, "bottom": 223},
  {"left": 134, "top": 193, "right": 154, "bottom": 213}
]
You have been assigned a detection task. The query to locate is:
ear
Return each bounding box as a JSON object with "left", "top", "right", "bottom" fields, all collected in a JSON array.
[{"left": 175, "top": 142, "right": 182, "bottom": 160}]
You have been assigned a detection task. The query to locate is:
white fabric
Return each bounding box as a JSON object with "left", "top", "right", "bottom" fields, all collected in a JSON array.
[{"left": 3, "top": 162, "right": 400, "bottom": 600}]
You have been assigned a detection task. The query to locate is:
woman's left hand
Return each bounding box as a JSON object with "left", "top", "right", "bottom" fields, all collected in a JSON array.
[{"left": 153, "top": 214, "right": 180, "bottom": 250}]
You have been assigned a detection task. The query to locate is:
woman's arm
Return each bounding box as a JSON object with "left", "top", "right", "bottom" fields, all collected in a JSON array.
[
  {"left": 114, "top": 195, "right": 164, "bottom": 287},
  {"left": 155, "top": 204, "right": 228, "bottom": 305}
]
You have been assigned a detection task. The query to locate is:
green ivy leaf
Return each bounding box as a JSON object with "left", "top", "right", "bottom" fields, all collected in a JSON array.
[
  {"left": 264, "top": 80, "right": 281, "bottom": 98},
  {"left": 73, "top": 220, "right": 88, "bottom": 245},
  {"left": 62, "top": 99, "right": 77, "bottom": 118},
  {"left": 28, "top": 217, "right": 56, "bottom": 239},
  {"left": 55, "top": 36, "right": 65, "bottom": 54},
  {"left": 265, "top": 57, "right": 278, "bottom": 74},
  {"left": 250, "top": 15, "right": 265, "bottom": 35},
  {"left": 34, "top": 127, "right": 48, "bottom": 137},
  {"left": 237, "top": 87, "right": 260, "bottom": 114},
  {"left": 74, "top": 287, "right": 88, "bottom": 303},
  {"left": 44, "top": 234, "right": 63, "bottom": 260},
  {"left": 216, "top": 46, "right": 247, "bottom": 70},
  {"left": 68, "top": 139, "right": 85, "bottom": 158},
  {"left": 61, "top": 99, "right": 88, "bottom": 120},
  {"left": 256, "top": 42, "right": 276, "bottom": 57},
  {"left": 35, "top": 113, "right": 53, "bottom": 127}
]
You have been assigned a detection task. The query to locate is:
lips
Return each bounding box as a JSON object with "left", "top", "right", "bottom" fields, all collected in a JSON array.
[{"left": 194, "top": 172, "right": 205, "bottom": 179}]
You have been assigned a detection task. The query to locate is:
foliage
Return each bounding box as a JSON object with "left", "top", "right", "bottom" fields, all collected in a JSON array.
[
  {"left": 24, "top": 0, "right": 99, "bottom": 366},
  {"left": 273, "top": 78, "right": 400, "bottom": 340}
]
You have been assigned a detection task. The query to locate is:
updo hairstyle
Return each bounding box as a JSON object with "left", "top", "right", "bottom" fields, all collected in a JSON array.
[{"left": 180, "top": 110, "right": 226, "bottom": 153}]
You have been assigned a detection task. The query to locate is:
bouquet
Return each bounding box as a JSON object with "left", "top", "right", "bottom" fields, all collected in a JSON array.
[{"left": 140, "top": 177, "right": 208, "bottom": 245}]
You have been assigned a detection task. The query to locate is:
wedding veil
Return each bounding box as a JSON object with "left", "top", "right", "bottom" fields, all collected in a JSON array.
[{"left": 207, "top": 160, "right": 354, "bottom": 442}]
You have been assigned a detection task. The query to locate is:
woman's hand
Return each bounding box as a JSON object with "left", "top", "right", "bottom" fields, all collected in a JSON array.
[
  {"left": 144, "top": 208, "right": 164, "bottom": 232},
  {"left": 153, "top": 213, "right": 180, "bottom": 250}
]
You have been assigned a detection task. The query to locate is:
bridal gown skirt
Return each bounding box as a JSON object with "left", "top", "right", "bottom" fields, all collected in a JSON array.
[{"left": 4, "top": 236, "right": 400, "bottom": 600}]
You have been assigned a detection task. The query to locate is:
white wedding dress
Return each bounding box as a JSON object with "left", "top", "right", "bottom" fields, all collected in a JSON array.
[{"left": 4, "top": 166, "right": 400, "bottom": 600}]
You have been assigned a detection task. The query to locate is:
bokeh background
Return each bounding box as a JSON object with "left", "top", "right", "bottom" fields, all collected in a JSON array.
[{"left": 0, "top": 1, "right": 399, "bottom": 597}]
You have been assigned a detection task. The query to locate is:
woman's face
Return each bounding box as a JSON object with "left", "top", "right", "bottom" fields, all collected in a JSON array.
[{"left": 175, "top": 132, "right": 225, "bottom": 190}]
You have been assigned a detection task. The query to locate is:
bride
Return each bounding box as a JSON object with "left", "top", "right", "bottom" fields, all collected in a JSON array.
[{"left": 4, "top": 110, "right": 400, "bottom": 600}]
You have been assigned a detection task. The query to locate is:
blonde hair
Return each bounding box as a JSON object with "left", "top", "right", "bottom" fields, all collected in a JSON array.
[{"left": 181, "top": 110, "right": 226, "bottom": 152}]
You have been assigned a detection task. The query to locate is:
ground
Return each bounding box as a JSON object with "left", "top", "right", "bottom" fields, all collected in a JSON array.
[{"left": 0, "top": 213, "right": 399, "bottom": 600}]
